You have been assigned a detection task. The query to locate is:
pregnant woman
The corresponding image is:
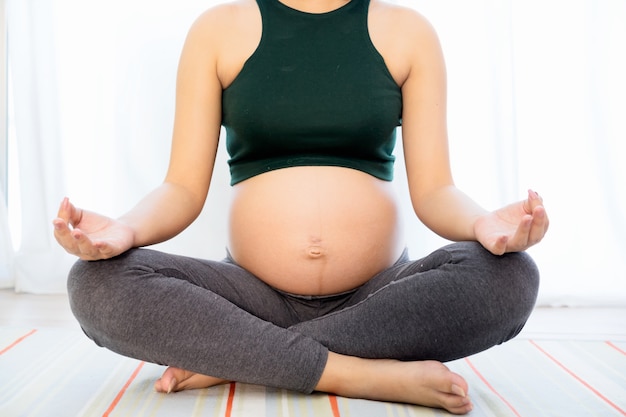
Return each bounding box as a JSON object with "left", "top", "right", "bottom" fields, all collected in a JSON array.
[{"left": 53, "top": 0, "right": 548, "bottom": 414}]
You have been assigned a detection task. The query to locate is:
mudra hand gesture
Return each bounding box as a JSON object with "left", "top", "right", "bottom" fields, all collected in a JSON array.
[
  {"left": 475, "top": 190, "right": 549, "bottom": 256},
  {"left": 53, "top": 198, "right": 134, "bottom": 261}
]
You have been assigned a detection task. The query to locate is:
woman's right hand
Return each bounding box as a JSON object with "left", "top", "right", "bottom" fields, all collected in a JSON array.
[{"left": 52, "top": 197, "right": 135, "bottom": 260}]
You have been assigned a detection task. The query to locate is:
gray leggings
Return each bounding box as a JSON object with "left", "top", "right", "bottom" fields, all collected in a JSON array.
[{"left": 67, "top": 242, "right": 539, "bottom": 394}]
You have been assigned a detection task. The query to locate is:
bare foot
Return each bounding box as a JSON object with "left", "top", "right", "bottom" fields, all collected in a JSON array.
[
  {"left": 154, "top": 366, "right": 229, "bottom": 393},
  {"left": 316, "top": 353, "right": 473, "bottom": 415},
  {"left": 154, "top": 356, "right": 472, "bottom": 414}
]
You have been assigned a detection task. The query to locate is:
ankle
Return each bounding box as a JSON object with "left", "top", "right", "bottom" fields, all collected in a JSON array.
[
  {"left": 317, "top": 352, "right": 396, "bottom": 400},
  {"left": 315, "top": 352, "right": 368, "bottom": 396}
]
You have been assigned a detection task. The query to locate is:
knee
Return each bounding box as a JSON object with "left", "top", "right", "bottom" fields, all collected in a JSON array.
[
  {"left": 451, "top": 241, "right": 540, "bottom": 327},
  {"left": 67, "top": 259, "right": 112, "bottom": 333},
  {"left": 67, "top": 259, "right": 96, "bottom": 294},
  {"left": 482, "top": 247, "right": 540, "bottom": 339},
  {"left": 68, "top": 259, "right": 94, "bottom": 308},
  {"left": 453, "top": 241, "right": 540, "bottom": 304},
  {"left": 499, "top": 250, "right": 540, "bottom": 309},
  {"left": 67, "top": 249, "right": 144, "bottom": 310},
  {"left": 67, "top": 257, "right": 114, "bottom": 302},
  {"left": 67, "top": 252, "right": 144, "bottom": 339}
]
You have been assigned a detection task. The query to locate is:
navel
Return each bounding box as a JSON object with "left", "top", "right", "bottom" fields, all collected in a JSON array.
[
  {"left": 304, "top": 233, "right": 327, "bottom": 259},
  {"left": 307, "top": 246, "right": 325, "bottom": 258}
]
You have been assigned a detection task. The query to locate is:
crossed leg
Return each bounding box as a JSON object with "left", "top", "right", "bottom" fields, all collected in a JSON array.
[{"left": 69, "top": 242, "right": 538, "bottom": 416}]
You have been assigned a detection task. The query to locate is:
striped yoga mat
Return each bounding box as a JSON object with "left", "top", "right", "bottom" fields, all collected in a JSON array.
[{"left": 1, "top": 327, "right": 625, "bottom": 416}]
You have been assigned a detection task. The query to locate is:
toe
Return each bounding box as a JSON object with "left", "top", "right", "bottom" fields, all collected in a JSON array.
[
  {"left": 441, "top": 392, "right": 473, "bottom": 415},
  {"left": 155, "top": 367, "right": 184, "bottom": 393}
]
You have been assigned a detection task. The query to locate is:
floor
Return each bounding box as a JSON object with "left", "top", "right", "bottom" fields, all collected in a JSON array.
[
  {"left": 1, "top": 289, "right": 625, "bottom": 341},
  {"left": 2, "top": 290, "right": 625, "bottom": 417}
]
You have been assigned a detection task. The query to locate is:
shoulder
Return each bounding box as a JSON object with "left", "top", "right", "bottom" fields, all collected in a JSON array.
[
  {"left": 369, "top": 1, "right": 444, "bottom": 86},
  {"left": 185, "top": 0, "right": 258, "bottom": 46},
  {"left": 369, "top": 1, "right": 439, "bottom": 39}
]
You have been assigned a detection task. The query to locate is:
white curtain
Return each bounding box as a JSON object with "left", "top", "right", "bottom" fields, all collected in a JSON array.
[
  {"left": 0, "top": 187, "right": 13, "bottom": 288},
  {"left": 7, "top": 0, "right": 626, "bottom": 305},
  {"left": 397, "top": 0, "right": 626, "bottom": 306},
  {"left": 6, "top": 0, "right": 75, "bottom": 293}
]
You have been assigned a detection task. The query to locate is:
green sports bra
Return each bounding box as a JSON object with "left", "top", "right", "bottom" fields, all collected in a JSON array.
[{"left": 222, "top": 0, "right": 402, "bottom": 185}]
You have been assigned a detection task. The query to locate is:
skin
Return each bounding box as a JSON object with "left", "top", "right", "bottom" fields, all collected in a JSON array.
[{"left": 53, "top": 0, "right": 549, "bottom": 414}]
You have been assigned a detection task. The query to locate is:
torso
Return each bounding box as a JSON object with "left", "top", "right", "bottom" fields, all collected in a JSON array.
[
  {"left": 229, "top": 166, "right": 404, "bottom": 295},
  {"left": 218, "top": 0, "right": 413, "bottom": 295}
]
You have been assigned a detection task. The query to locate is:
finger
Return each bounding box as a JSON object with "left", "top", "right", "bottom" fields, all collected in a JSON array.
[
  {"left": 67, "top": 202, "right": 85, "bottom": 229},
  {"left": 56, "top": 197, "right": 72, "bottom": 222},
  {"left": 70, "top": 229, "right": 100, "bottom": 259},
  {"left": 54, "top": 198, "right": 76, "bottom": 248},
  {"left": 91, "top": 240, "right": 115, "bottom": 259},
  {"left": 527, "top": 205, "right": 548, "bottom": 245},
  {"left": 53, "top": 218, "right": 79, "bottom": 253},
  {"left": 489, "top": 235, "right": 508, "bottom": 256},
  {"left": 72, "top": 230, "right": 114, "bottom": 260},
  {"left": 506, "top": 214, "right": 532, "bottom": 252},
  {"left": 58, "top": 197, "right": 85, "bottom": 229},
  {"left": 525, "top": 189, "right": 544, "bottom": 213}
]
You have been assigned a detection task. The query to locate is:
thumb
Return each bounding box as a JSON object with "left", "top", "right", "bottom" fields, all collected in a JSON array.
[{"left": 488, "top": 235, "right": 508, "bottom": 256}]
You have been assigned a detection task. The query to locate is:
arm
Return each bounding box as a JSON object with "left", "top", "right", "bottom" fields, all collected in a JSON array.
[
  {"left": 399, "top": 11, "right": 548, "bottom": 254},
  {"left": 54, "top": 10, "right": 224, "bottom": 260}
]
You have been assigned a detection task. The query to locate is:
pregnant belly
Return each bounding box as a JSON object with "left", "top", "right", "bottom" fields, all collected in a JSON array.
[{"left": 227, "top": 166, "right": 405, "bottom": 295}]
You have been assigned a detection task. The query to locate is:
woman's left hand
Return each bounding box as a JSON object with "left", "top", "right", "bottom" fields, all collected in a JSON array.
[{"left": 474, "top": 190, "right": 549, "bottom": 255}]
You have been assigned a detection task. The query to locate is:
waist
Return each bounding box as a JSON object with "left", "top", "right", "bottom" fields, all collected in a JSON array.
[{"left": 227, "top": 166, "right": 405, "bottom": 295}]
